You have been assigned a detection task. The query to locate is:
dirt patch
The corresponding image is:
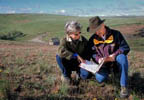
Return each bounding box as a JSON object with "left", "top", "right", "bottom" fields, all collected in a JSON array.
[
  {"left": 113, "top": 24, "right": 144, "bottom": 34},
  {"left": 30, "top": 36, "right": 46, "bottom": 44},
  {"left": 29, "top": 33, "right": 50, "bottom": 44}
]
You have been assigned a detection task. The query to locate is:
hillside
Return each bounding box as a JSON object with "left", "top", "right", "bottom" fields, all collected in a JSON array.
[
  {"left": 0, "top": 14, "right": 144, "bottom": 100},
  {"left": 0, "top": 14, "right": 144, "bottom": 40}
]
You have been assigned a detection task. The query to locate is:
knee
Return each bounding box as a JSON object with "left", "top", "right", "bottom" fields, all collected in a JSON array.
[
  {"left": 116, "top": 54, "right": 128, "bottom": 65},
  {"left": 56, "top": 54, "right": 61, "bottom": 63},
  {"left": 95, "top": 73, "right": 106, "bottom": 83},
  {"left": 80, "top": 69, "right": 89, "bottom": 80},
  {"left": 56, "top": 55, "right": 65, "bottom": 70}
]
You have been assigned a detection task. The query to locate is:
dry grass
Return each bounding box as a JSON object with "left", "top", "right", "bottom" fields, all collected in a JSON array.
[
  {"left": 0, "top": 40, "right": 144, "bottom": 100},
  {"left": 0, "top": 14, "right": 144, "bottom": 100}
]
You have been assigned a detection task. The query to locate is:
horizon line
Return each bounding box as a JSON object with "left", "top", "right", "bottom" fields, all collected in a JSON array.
[{"left": 0, "top": 13, "right": 144, "bottom": 17}]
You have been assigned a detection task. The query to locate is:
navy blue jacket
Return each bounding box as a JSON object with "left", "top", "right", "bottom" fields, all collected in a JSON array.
[{"left": 88, "top": 26, "right": 130, "bottom": 63}]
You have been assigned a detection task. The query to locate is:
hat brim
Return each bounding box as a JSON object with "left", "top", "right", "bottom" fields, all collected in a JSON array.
[{"left": 87, "top": 20, "right": 105, "bottom": 33}]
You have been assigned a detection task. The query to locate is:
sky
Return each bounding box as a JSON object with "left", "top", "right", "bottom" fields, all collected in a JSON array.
[{"left": 0, "top": 0, "right": 144, "bottom": 16}]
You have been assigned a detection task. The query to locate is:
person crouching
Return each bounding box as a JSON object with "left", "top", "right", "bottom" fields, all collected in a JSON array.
[{"left": 56, "top": 21, "right": 90, "bottom": 84}]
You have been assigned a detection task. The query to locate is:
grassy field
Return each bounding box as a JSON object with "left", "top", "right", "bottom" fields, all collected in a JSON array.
[
  {"left": 0, "top": 14, "right": 144, "bottom": 40},
  {"left": 0, "top": 14, "right": 144, "bottom": 52},
  {"left": 0, "top": 14, "right": 144, "bottom": 100}
]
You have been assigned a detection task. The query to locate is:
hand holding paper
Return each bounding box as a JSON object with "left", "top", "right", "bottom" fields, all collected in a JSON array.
[
  {"left": 99, "top": 54, "right": 115, "bottom": 64},
  {"left": 104, "top": 54, "right": 115, "bottom": 63},
  {"left": 77, "top": 55, "right": 86, "bottom": 63},
  {"left": 80, "top": 60, "right": 104, "bottom": 74}
]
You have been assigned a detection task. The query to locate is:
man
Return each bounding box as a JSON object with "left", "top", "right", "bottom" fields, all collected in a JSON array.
[
  {"left": 56, "top": 21, "right": 90, "bottom": 84},
  {"left": 87, "top": 16, "right": 130, "bottom": 98}
]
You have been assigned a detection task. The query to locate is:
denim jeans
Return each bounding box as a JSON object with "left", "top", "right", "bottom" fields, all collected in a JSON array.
[
  {"left": 56, "top": 55, "right": 90, "bottom": 79},
  {"left": 95, "top": 54, "right": 128, "bottom": 87}
]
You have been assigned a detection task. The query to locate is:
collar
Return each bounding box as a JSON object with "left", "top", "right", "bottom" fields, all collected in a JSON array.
[
  {"left": 66, "top": 35, "right": 72, "bottom": 42},
  {"left": 94, "top": 26, "right": 112, "bottom": 40},
  {"left": 93, "top": 27, "right": 114, "bottom": 45},
  {"left": 93, "top": 35, "right": 114, "bottom": 45},
  {"left": 66, "top": 35, "right": 83, "bottom": 42}
]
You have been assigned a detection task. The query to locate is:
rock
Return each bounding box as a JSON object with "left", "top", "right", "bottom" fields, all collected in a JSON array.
[{"left": 49, "top": 37, "right": 60, "bottom": 45}]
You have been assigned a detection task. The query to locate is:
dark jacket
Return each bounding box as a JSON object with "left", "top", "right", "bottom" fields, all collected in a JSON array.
[
  {"left": 58, "top": 35, "right": 88, "bottom": 60},
  {"left": 88, "top": 26, "right": 130, "bottom": 63}
]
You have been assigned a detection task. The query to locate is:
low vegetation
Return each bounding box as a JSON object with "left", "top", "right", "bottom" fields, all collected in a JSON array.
[
  {"left": 0, "top": 31, "right": 25, "bottom": 40},
  {"left": 0, "top": 14, "right": 144, "bottom": 100}
]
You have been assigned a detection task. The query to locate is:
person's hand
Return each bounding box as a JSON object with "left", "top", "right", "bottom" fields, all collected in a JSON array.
[
  {"left": 109, "top": 54, "right": 116, "bottom": 61},
  {"left": 98, "top": 58, "right": 104, "bottom": 64},
  {"left": 72, "top": 53, "right": 78, "bottom": 59},
  {"left": 104, "top": 54, "right": 115, "bottom": 63},
  {"left": 80, "top": 59, "right": 86, "bottom": 63},
  {"left": 77, "top": 55, "right": 86, "bottom": 63}
]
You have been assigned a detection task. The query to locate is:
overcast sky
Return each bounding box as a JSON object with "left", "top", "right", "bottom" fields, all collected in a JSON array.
[{"left": 0, "top": 0, "right": 144, "bottom": 16}]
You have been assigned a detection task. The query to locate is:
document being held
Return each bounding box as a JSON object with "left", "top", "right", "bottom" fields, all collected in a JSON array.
[{"left": 80, "top": 60, "right": 104, "bottom": 74}]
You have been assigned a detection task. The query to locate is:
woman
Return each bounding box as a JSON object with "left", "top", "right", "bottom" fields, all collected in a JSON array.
[{"left": 56, "top": 21, "right": 90, "bottom": 84}]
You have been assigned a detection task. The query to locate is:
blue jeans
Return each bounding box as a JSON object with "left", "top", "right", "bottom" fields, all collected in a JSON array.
[
  {"left": 56, "top": 55, "right": 90, "bottom": 80},
  {"left": 95, "top": 54, "right": 128, "bottom": 87}
]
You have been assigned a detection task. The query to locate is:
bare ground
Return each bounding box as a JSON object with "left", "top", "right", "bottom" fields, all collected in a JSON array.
[{"left": 29, "top": 33, "right": 49, "bottom": 44}]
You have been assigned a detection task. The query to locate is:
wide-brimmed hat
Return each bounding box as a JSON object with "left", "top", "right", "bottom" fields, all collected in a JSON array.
[{"left": 87, "top": 16, "right": 105, "bottom": 33}]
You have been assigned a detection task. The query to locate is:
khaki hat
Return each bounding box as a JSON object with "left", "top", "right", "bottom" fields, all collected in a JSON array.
[{"left": 87, "top": 16, "right": 105, "bottom": 33}]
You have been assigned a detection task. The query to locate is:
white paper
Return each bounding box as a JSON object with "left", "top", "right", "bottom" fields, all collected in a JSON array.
[{"left": 80, "top": 60, "right": 104, "bottom": 74}]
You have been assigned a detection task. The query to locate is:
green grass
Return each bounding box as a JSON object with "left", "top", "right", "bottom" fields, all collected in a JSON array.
[
  {"left": 0, "top": 14, "right": 144, "bottom": 52},
  {"left": 1, "top": 14, "right": 144, "bottom": 41},
  {"left": 128, "top": 37, "right": 144, "bottom": 52},
  {"left": 0, "top": 14, "right": 83, "bottom": 40}
]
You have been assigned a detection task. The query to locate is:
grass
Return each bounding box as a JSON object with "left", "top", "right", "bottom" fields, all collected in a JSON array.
[
  {"left": 0, "top": 43, "right": 144, "bottom": 99},
  {"left": 0, "top": 14, "right": 144, "bottom": 99},
  {"left": 128, "top": 37, "right": 144, "bottom": 52},
  {"left": 1, "top": 14, "right": 144, "bottom": 41}
]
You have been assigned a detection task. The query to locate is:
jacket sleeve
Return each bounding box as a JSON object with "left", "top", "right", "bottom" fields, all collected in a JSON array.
[
  {"left": 86, "top": 37, "right": 94, "bottom": 60},
  {"left": 92, "top": 53, "right": 101, "bottom": 64},
  {"left": 114, "top": 31, "right": 130, "bottom": 56},
  {"left": 80, "top": 36, "right": 90, "bottom": 60},
  {"left": 58, "top": 38, "right": 73, "bottom": 60}
]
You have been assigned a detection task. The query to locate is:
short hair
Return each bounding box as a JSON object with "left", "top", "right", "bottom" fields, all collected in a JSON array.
[{"left": 65, "top": 21, "right": 82, "bottom": 34}]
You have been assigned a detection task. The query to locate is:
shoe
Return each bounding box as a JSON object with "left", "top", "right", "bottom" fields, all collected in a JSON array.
[
  {"left": 71, "top": 71, "right": 80, "bottom": 81},
  {"left": 71, "top": 71, "right": 80, "bottom": 85},
  {"left": 61, "top": 75, "right": 71, "bottom": 84},
  {"left": 120, "top": 86, "right": 129, "bottom": 98}
]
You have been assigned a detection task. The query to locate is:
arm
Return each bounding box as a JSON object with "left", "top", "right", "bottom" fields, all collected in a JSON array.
[
  {"left": 58, "top": 38, "right": 85, "bottom": 63},
  {"left": 114, "top": 31, "right": 130, "bottom": 57},
  {"left": 107, "top": 31, "right": 130, "bottom": 62},
  {"left": 80, "top": 36, "right": 89, "bottom": 60},
  {"left": 58, "top": 38, "right": 73, "bottom": 60}
]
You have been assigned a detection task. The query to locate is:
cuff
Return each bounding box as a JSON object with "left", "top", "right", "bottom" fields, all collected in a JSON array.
[
  {"left": 71, "top": 53, "right": 78, "bottom": 59},
  {"left": 92, "top": 54, "right": 100, "bottom": 63},
  {"left": 114, "top": 49, "right": 123, "bottom": 57}
]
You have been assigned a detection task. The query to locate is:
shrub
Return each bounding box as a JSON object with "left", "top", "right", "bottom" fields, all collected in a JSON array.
[{"left": 0, "top": 31, "right": 26, "bottom": 40}]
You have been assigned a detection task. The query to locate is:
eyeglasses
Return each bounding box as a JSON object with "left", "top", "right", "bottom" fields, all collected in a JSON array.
[
  {"left": 71, "top": 32, "right": 81, "bottom": 36},
  {"left": 75, "top": 32, "right": 81, "bottom": 36}
]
